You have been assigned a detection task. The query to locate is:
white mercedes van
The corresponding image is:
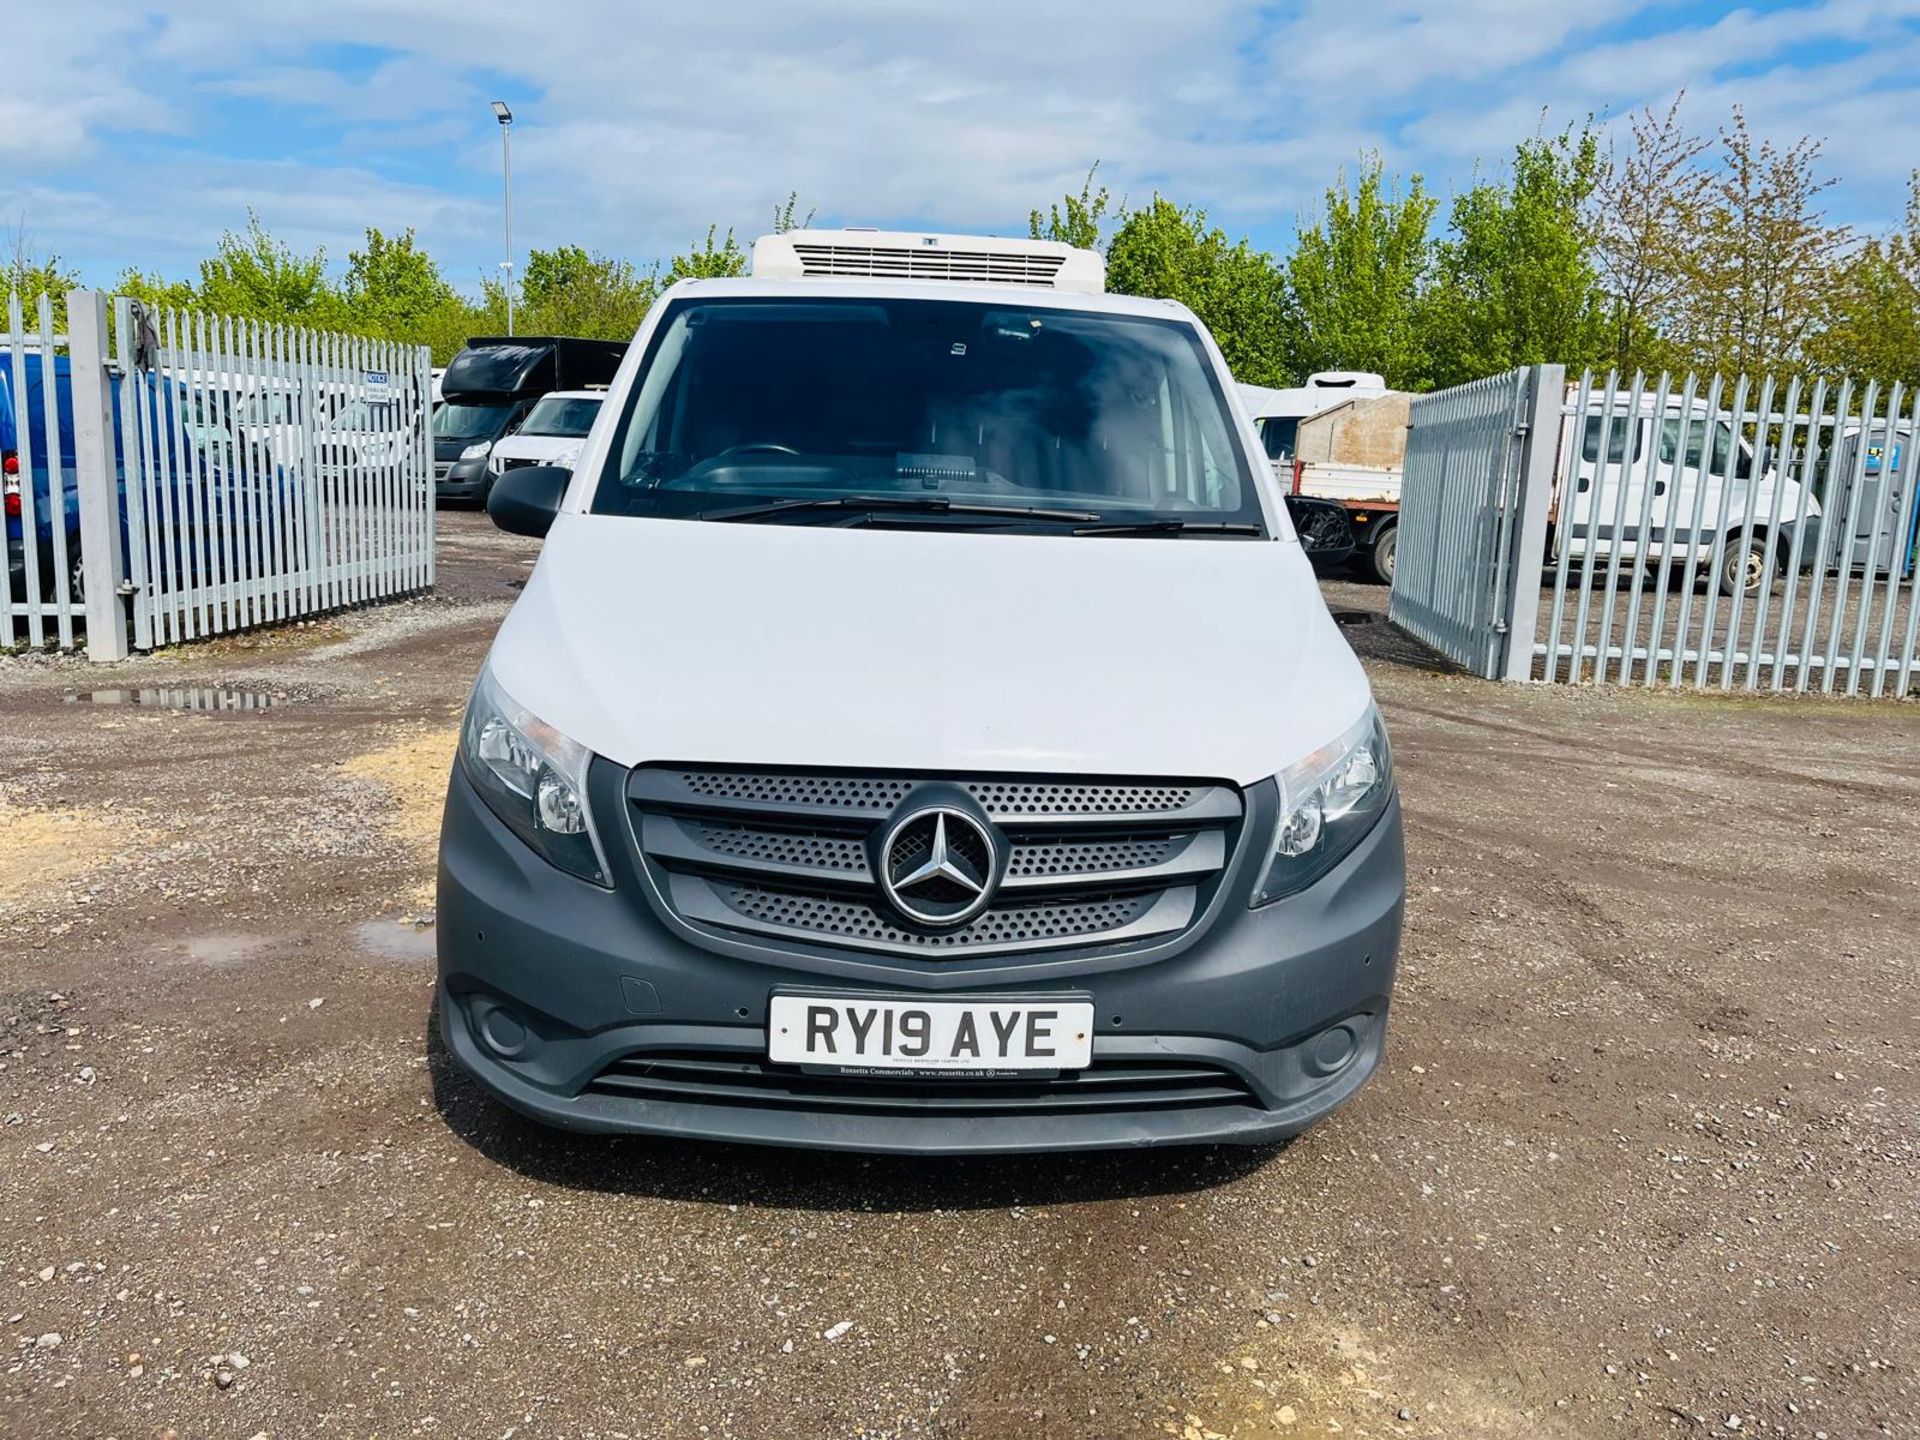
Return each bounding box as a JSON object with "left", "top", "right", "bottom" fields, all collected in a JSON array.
[{"left": 436, "top": 230, "right": 1404, "bottom": 1154}]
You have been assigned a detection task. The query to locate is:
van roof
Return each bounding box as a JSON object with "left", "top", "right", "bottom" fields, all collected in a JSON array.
[
  {"left": 442, "top": 336, "right": 627, "bottom": 402},
  {"left": 656, "top": 274, "right": 1189, "bottom": 322},
  {"left": 1239, "top": 371, "right": 1391, "bottom": 423}
]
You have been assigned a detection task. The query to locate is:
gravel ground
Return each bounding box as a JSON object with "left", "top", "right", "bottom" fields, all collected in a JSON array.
[{"left": 3, "top": 513, "right": 1916, "bottom": 1439}]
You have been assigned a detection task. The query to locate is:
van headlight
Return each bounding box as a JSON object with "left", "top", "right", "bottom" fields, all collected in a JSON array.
[
  {"left": 459, "top": 667, "right": 611, "bottom": 886},
  {"left": 1252, "top": 705, "right": 1393, "bottom": 906},
  {"left": 461, "top": 441, "right": 491, "bottom": 460}
]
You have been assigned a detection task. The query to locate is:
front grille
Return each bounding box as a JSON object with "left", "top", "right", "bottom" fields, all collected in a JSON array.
[
  {"left": 667, "top": 769, "right": 1202, "bottom": 817},
  {"left": 585, "top": 1050, "right": 1259, "bottom": 1116},
  {"left": 789, "top": 243, "right": 1067, "bottom": 288},
  {"left": 498, "top": 456, "right": 541, "bottom": 474},
  {"left": 628, "top": 766, "right": 1243, "bottom": 958},
  {"left": 721, "top": 886, "right": 1161, "bottom": 950}
]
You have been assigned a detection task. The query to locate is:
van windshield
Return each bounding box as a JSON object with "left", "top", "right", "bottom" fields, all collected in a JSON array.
[
  {"left": 1257, "top": 417, "right": 1298, "bottom": 463},
  {"left": 329, "top": 398, "right": 403, "bottom": 434},
  {"left": 590, "top": 296, "right": 1264, "bottom": 534},
  {"left": 518, "top": 395, "right": 601, "bottom": 438},
  {"left": 434, "top": 401, "right": 514, "bottom": 441}
]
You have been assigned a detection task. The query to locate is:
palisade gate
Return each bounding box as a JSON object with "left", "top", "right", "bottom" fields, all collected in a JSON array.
[
  {"left": 2, "top": 290, "right": 434, "bottom": 660},
  {"left": 1391, "top": 362, "right": 1920, "bottom": 699}
]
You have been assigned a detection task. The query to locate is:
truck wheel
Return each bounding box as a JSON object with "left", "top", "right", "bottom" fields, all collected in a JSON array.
[
  {"left": 1717, "top": 535, "right": 1773, "bottom": 597},
  {"left": 1368, "top": 523, "right": 1397, "bottom": 585},
  {"left": 36, "top": 548, "right": 84, "bottom": 606}
]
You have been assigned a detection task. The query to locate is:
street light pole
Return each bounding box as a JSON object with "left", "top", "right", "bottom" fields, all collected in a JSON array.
[{"left": 492, "top": 101, "right": 514, "bottom": 337}]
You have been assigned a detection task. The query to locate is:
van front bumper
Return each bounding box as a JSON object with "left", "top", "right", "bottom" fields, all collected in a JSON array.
[
  {"left": 435, "top": 763, "right": 1404, "bottom": 1155},
  {"left": 435, "top": 455, "right": 490, "bottom": 501}
]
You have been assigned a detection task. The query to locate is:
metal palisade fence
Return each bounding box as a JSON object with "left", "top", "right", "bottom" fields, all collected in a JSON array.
[
  {"left": 3, "top": 290, "right": 434, "bottom": 660},
  {"left": 1394, "top": 362, "right": 1920, "bottom": 700},
  {"left": 3, "top": 291, "right": 79, "bottom": 650},
  {"left": 1540, "top": 368, "right": 1918, "bottom": 697},
  {"left": 1388, "top": 366, "right": 1557, "bottom": 680}
]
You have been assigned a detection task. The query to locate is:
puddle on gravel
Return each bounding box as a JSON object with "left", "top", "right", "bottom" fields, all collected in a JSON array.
[
  {"left": 65, "top": 687, "right": 285, "bottom": 711},
  {"left": 171, "top": 933, "right": 276, "bottom": 967},
  {"left": 352, "top": 919, "right": 436, "bottom": 964},
  {"left": 1330, "top": 608, "right": 1385, "bottom": 628}
]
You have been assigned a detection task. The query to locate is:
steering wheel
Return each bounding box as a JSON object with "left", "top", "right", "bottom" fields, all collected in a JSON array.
[{"left": 716, "top": 443, "right": 800, "bottom": 457}]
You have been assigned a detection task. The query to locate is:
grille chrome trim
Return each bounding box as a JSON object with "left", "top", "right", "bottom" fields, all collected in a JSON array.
[
  {"left": 669, "top": 872, "right": 1196, "bottom": 955},
  {"left": 640, "top": 812, "right": 1226, "bottom": 898},
  {"left": 628, "top": 766, "right": 1243, "bottom": 960},
  {"left": 631, "top": 768, "right": 1238, "bottom": 827}
]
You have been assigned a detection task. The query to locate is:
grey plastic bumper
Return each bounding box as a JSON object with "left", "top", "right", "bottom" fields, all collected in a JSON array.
[
  {"left": 435, "top": 455, "right": 490, "bottom": 500},
  {"left": 436, "top": 763, "right": 1404, "bottom": 1154}
]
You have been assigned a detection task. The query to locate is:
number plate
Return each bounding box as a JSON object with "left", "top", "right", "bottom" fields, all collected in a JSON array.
[{"left": 768, "top": 994, "right": 1094, "bottom": 1074}]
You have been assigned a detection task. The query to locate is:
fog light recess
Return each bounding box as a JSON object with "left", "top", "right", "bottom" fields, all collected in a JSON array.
[
  {"left": 473, "top": 1000, "right": 530, "bottom": 1059},
  {"left": 1307, "top": 1022, "right": 1358, "bottom": 1077}
]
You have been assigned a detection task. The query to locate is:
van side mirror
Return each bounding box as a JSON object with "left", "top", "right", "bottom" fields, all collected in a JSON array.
[
  {"left": 1285, "top": 495, "right": 1357, "bottom": 572},
  {"left": 487, "top": 464, "right": 570, "bottom": 538}
]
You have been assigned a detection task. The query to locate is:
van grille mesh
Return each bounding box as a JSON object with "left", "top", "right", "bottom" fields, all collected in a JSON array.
[
  {"left": 721, "top": 886, "right": 1158, "bottom": 950},
  {"left": 627, "top": 767, "right": 1242, "bottom": 959},
  {"left": 666, "top": 770, "right": 1198, "bottom": 819}
]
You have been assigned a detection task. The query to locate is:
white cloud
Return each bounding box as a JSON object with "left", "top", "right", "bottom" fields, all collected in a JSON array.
[{"left": 8, "top": 0, "right": 1919, "bottom": 286}]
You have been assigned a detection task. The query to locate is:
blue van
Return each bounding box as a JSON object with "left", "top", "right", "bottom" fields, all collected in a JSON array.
[
  {"left": 0, "top": 352, "right": 89, "bottom": 603},
  {"left": 3, "top": 354, "right": 244, "bottom": 609}
]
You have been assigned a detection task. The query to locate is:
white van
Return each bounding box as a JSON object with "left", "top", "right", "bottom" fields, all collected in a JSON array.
[
  {"left": 435, "top": 230, "right": 1404, "bottom": 1155},
  {"left": 486, "top": 390, "right": 605, "bottom": 482},
  {"left": 1557, "top": 389, "right": 1823, "bottom": 596}
]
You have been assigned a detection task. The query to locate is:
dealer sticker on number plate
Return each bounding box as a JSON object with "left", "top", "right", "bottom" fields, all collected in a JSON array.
[{"left": 768, "top": 995, "right": 1094, "bottom": 1074}]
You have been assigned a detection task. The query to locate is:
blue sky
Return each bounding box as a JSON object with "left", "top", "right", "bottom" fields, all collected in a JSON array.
[{"left": 7, "top": 0, "right": 1918, "bottom": 295}]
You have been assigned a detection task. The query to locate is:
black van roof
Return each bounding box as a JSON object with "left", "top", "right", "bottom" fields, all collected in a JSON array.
[{"left": 440, "top": 336, "right": 628, "bottom": 403}]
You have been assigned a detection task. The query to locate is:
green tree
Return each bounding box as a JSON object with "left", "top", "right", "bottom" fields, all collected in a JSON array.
[
  {"left": 493, "top": 244, "right": 657, "bottom": 341},
  {"left": 1592, "top": 95, "right": 1713, "bottom": 371},
  {"left": 665, "top": 225, "right": 748, "bottom": 284},
  {"left": 1675, "top": 109, "right": 1850, "bottom": 376},
  {"left": 195, "top": 212, "right": 340, "bottom": 325},
  {"left": 771, "top": 192, "right": 816, "bottom": 234},
  {"left": 1030, "top": 163, "right": 1115, "bottom": 250},
  {"left": 1286, "top": 157, "right": 1437, "bottom": 388},
  {"left": 1104, "top": 196, "right": 1291, "bottom": 384},
  {"left": 343, "top": 227, "right": 464, "bottom": 345},
  {"left": 1424, "top": 126, "right": 1611, "bottom": 387},
  {"left": 1807, "top": 170, "right": 1920, "bottom": 388},
  {"left": 115, "top": 268, "right": 199, "bottom": 311},
  {"left": 4, "top": 225, "right": 82, "bottom": 327}
]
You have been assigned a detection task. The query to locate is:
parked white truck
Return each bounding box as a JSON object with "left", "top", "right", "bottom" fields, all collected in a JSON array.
[{"left": 1240, "top": 372, "right": 1406, "bottom": 583}]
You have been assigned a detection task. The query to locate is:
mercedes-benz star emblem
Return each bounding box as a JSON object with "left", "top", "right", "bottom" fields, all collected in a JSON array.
[{"left": 878, "top": 806, "right": 999, "bottom": 928}]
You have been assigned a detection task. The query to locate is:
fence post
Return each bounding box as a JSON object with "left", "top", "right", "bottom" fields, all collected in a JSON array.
[
  {"left": 67, "top": 291, "right": 130, "bottom": 662},
  {"left": 1499, "top": 364, "right": 1563, "bottom": 682}
]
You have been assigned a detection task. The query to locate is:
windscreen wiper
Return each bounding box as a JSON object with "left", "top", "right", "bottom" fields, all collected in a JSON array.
[
  {"left": 695, "top": 494, "right": 1103, "bottom": 525},
  {"left": 1071, "top": 518, "right": 1265, "bottom": 537}
]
